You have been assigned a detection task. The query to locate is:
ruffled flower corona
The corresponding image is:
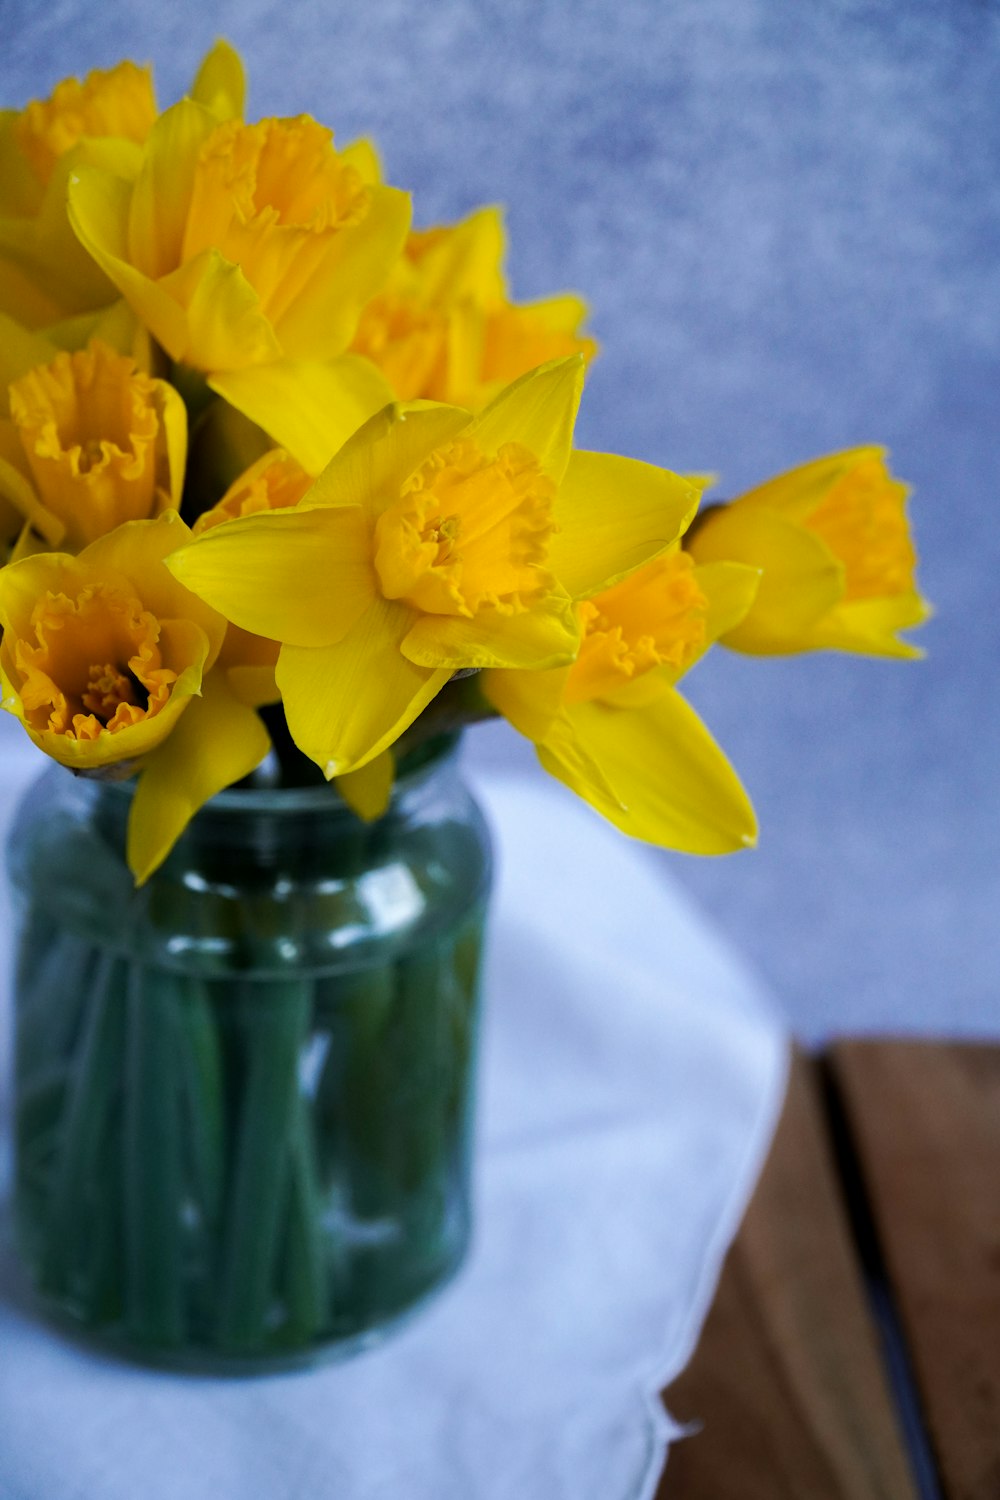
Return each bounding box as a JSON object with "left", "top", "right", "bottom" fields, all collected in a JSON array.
[
  {"left": 0, "top": 328, "right": 186, "bottom": 555},
  {"left": 0, "top": 42, "right": 244, "bottom": 328},
  {"left": 483, "top": 549, "right": 760, "bottom": 853},
  {"left": 686, "top": 447, "right": 930, "bottom": 657},
  {"left": 67, "top": 91, "right": 410, "bottom": 376},
  {"left": 351, "top": 205, "right": 597, "bottom": 408},
  {"left": 169, "top": 357, "right": 701, "bottom": 778},
  {"left": 0, "top": 512, "right": 269, "bottom": 881}
]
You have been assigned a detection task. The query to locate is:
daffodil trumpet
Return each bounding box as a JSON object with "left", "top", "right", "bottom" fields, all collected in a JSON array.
[
  {"left": 484, "top": 548, "right": 761, "bottom": 854},
  {"left": 0, "top": 511, "right": 269, "bottom": 881},
  {"left": 686, "top": 447, "right": 930, "bottom": 658},
  {"left": 168, "top": 356, "right": 703, "bottom": 786}
]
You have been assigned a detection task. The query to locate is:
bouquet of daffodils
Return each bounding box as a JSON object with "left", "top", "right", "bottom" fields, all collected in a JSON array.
[{"left": 0, "top": 41, "right": 929, "bottom": 883}]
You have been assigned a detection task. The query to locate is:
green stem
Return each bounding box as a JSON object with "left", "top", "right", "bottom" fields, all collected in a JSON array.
[
  {"left": 38, "top": 953, "right": 126, "bottom": 1302},
  {"left": 218, "top": 978, "right": 312, "bottom": 1350},
  {"left": 336, "top": 962, "right": 399, "bottom": 1219},
  {"left": 176, "top": 979, "right": 226, "bottom": 1238},
  {"left": 124, "top": 964, "right": 185, "bottom": 1348},
  {"left": 281, "top": 1098, "right": 328, "bottom": 1345}
]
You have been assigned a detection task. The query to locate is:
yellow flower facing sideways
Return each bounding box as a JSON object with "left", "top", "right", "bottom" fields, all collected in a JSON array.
[
  {"left": 188, "top": 447, "right": 311, "bottom": 708},
  {"left": 0, "top": 322, "right": 186, "bottom": 557},
  {"left": 190, "top": 443, "right": 396, "bottom": 820},
  {"left": 67, "top": 88, "right": 410, "bottom": 377},
  {"left": 169, "top": 357, "right": 701, "bottom": 780},
  {"left": 0, "top": 42, "right": 244, "bottom": 328},
  {"left": 686, "top": 447, "right": 930, "bottom": 657},
  {"left": 351, "top": 204, "right": 597, "bottom": 408},
  {"left": 483, "top": 548, "right": 760, "bottom": 853},
  {"left": 0, "top": 511, "right": 270, "bottom": 882}
]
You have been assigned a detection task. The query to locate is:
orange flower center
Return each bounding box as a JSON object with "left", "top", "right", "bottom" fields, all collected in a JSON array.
[
  {"left": 373, "top": 437, "right": 557, "bottom": 617},
  {"left": 194, "top": 449, "right": 313, "bottom": 534},
  {"left": 350, "top": 293, "right": 449, "bottom": 402},
  {"left": 565, "top": 552, "right": 708, "bottom": 705},
  {"left": 804, "top": 457, "right": 917, "bottom": 603},
  {"left": 179, "top": 116, "right": 372, "bottom": 323},
  {"left": 15, "top": 583, "right": 177, "bottom": 742},
  {"left": 15, "top": 61, "right": 156, "bottom": 186},
  {"left": 9, "top": 341, "right": 164, "bottom": 551}
]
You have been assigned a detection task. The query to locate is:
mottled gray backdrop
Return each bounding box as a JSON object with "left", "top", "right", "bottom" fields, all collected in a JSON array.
[{"left": 4, "top": 0, "right": 999, "bottom": 1038}]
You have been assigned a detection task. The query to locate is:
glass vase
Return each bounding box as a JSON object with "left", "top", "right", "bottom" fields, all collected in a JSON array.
[{"left": 6, "top": 735, "right": 491, "bottom": 1373}]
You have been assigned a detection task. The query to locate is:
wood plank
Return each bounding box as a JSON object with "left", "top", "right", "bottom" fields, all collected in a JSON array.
[
  {"left": 659, "top": 1050, "right": 916, "bottom": 1500},
  {"left": 831, "top": 1040, "right": 1000, "bottom": 1500}
]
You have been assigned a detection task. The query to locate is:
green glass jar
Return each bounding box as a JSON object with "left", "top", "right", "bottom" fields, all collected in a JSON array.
[{"left": 7, "top": 735, "right": 491, "bottom": 1373}]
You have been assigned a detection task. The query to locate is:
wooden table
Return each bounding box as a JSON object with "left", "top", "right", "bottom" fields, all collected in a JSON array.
[{"left": 658, "top": 1042, "right": 1000, "bottom": 1499}]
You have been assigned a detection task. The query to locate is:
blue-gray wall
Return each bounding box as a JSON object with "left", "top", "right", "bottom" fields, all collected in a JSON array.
[{"left": 6, "top": 0, "right": 999, "bottom": 1037}]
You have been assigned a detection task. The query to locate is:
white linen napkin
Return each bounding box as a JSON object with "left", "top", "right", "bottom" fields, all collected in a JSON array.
[{"left": 0, "top": 731, "right": 787, "bottom": 1500}]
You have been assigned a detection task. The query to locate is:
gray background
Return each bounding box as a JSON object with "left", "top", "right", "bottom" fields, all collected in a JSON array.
[{"left": 4, "top": 0, "right": 998, "bottom": 1040}]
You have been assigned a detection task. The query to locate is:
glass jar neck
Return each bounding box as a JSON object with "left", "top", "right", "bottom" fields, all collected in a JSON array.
[{"left": 88, "top": 731, "right": 464, "bottom": 877}]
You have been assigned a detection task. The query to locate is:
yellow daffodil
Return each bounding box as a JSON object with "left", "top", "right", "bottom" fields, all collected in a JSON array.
[
  {"left": 351, "top": 204, "right": 596, "bottom": 408},
  {"left": 0, "top": 331, "right": 186, "bottom": 556},
  {"left": 0, "top": 511, "right": 270, "bottom": 881},
  {"left": 190, "top": 447, "right": 312, "bottom": 706},
  {"left": 192, "top": 446, "right": 312, "bottom": 534},
  {"left": 168, "top": 357, "right": 700, "bottom": 778},
  {"left": 686, "top": 447, "right": 930, "bottom": 657},
  {"left": 67, "top": 95, "right": 410, "bottom": 377},
  {"left": 0, "top": 42, "right": 244, "bottom": 328},
  {"left": 483, "top": 549, "right": 760, "bottom": 853}
]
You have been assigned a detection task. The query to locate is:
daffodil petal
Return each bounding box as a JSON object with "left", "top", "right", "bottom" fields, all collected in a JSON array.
[
  {"left": 0, "top": 315, "right": 57, "bottom": 410},
  {"left": 68, "top": 167, "right": 190, "bottom": 360},
  {"left": 274, "top": 184, "right": 412, "bottom": 362},
  {"left": 189, "top": 39, "right": 246, "bottom": 122},
  {"left": 126, "top": 98, "right": 218, "bottom": 278},
  {"left": 0, "top": 254, "right": 63, "bottom": 328},
  {"left": 0, "top": 109, "right": 42, "bottom": 217},
  {"left": 219, "top": 622, "right": 280, "bottom": 706},
  {"left": 277, "top": 598, "right": 451, "bottom": 776},
  {"left": 159, "top": 248, "right": 280, "bottom": 370},
  {"left": 401, "top": 591, "right": 579, "bottom": 671},
  {"left": 307, "top": 400, "right": 471, "bottom": 516},
  {"left": 45, "top": 299, "right": 152, "bottom": 366},
  {"left": 550, "top": 449, "right": 701, "bottom": 600},
  {"left": 82, "top": 512, "right": 226, "bottom": 667},
  {"left": 227, "top": 663, "right": 280, "bottom": 706},
  {"left": 158, "top": 380, "right": 188, "bottom": 509},
  {"left": 736, "top": 446, "right": 886, "bottom": 520},
  {"left": 533, "top": 709, "right": 625, "bottom": 812},
  {"left": 338, "top": 138, "right": 382, "bottom": 186},
  {"left": 694, "top": 561, "right": 763, "bottom": 646},
  {"left": 419, "top": 205, "right": 506, "bottom": 303},
  {"left": 0, "top": 548, "right": 72, "bottom": 636},
  {"left": 0, "top": 463, "right": 64, "bottom": 546},
  {"left": 521, "top": 290, "right": 592, "bottom": 335},
  {"left": 6, "top": 615, "right": 210, "bottom": 773},
  {"left": 808, "top": 594, "right": 932, "bottom": 659},
  {"left": 468, "top": 355, "right": 583, "bottom": 486},
  {"left": 551, "top": 689, "right": 757, "bottom": 854},
  {"left": 336, "top": 750, "right": 394, "bottom": 821},
  {"left": 480, "top": 663, "right": 572, "bottom": 742},
  {"left": 687, "top": 502, "right": 844, "bottom": 653},
  {"left": 127, "top": 668, "right": 271, "bottom": 884},
  {"left": 210, "top": 355, "right": 394, "bottom": 475},
  {"left": 168, "top": 504, "right": 375, "bottom": 647}
]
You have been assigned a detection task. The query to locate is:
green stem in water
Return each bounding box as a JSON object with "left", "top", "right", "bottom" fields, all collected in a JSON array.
[
  {"left": 218, "top": 978, "right": 313, "bottom": 1351},
  {"left": 281, "top": 1097, "right": 329, "bottom": 1345},
  {"left": 124, "top": 964, "right": 186, "bottom": 1348},
  {"left": 38, "top": 953, "right": 126, "bottom": 1302}
]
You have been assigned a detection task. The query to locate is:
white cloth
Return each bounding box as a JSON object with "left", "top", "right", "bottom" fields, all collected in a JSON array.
[{"left": 0, "top": 729, "right": 787, "bottom": 1500}]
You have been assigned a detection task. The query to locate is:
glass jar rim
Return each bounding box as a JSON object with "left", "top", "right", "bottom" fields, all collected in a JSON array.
[{"left": 90, "top": 730, "right": 462, "bottom": 820}]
